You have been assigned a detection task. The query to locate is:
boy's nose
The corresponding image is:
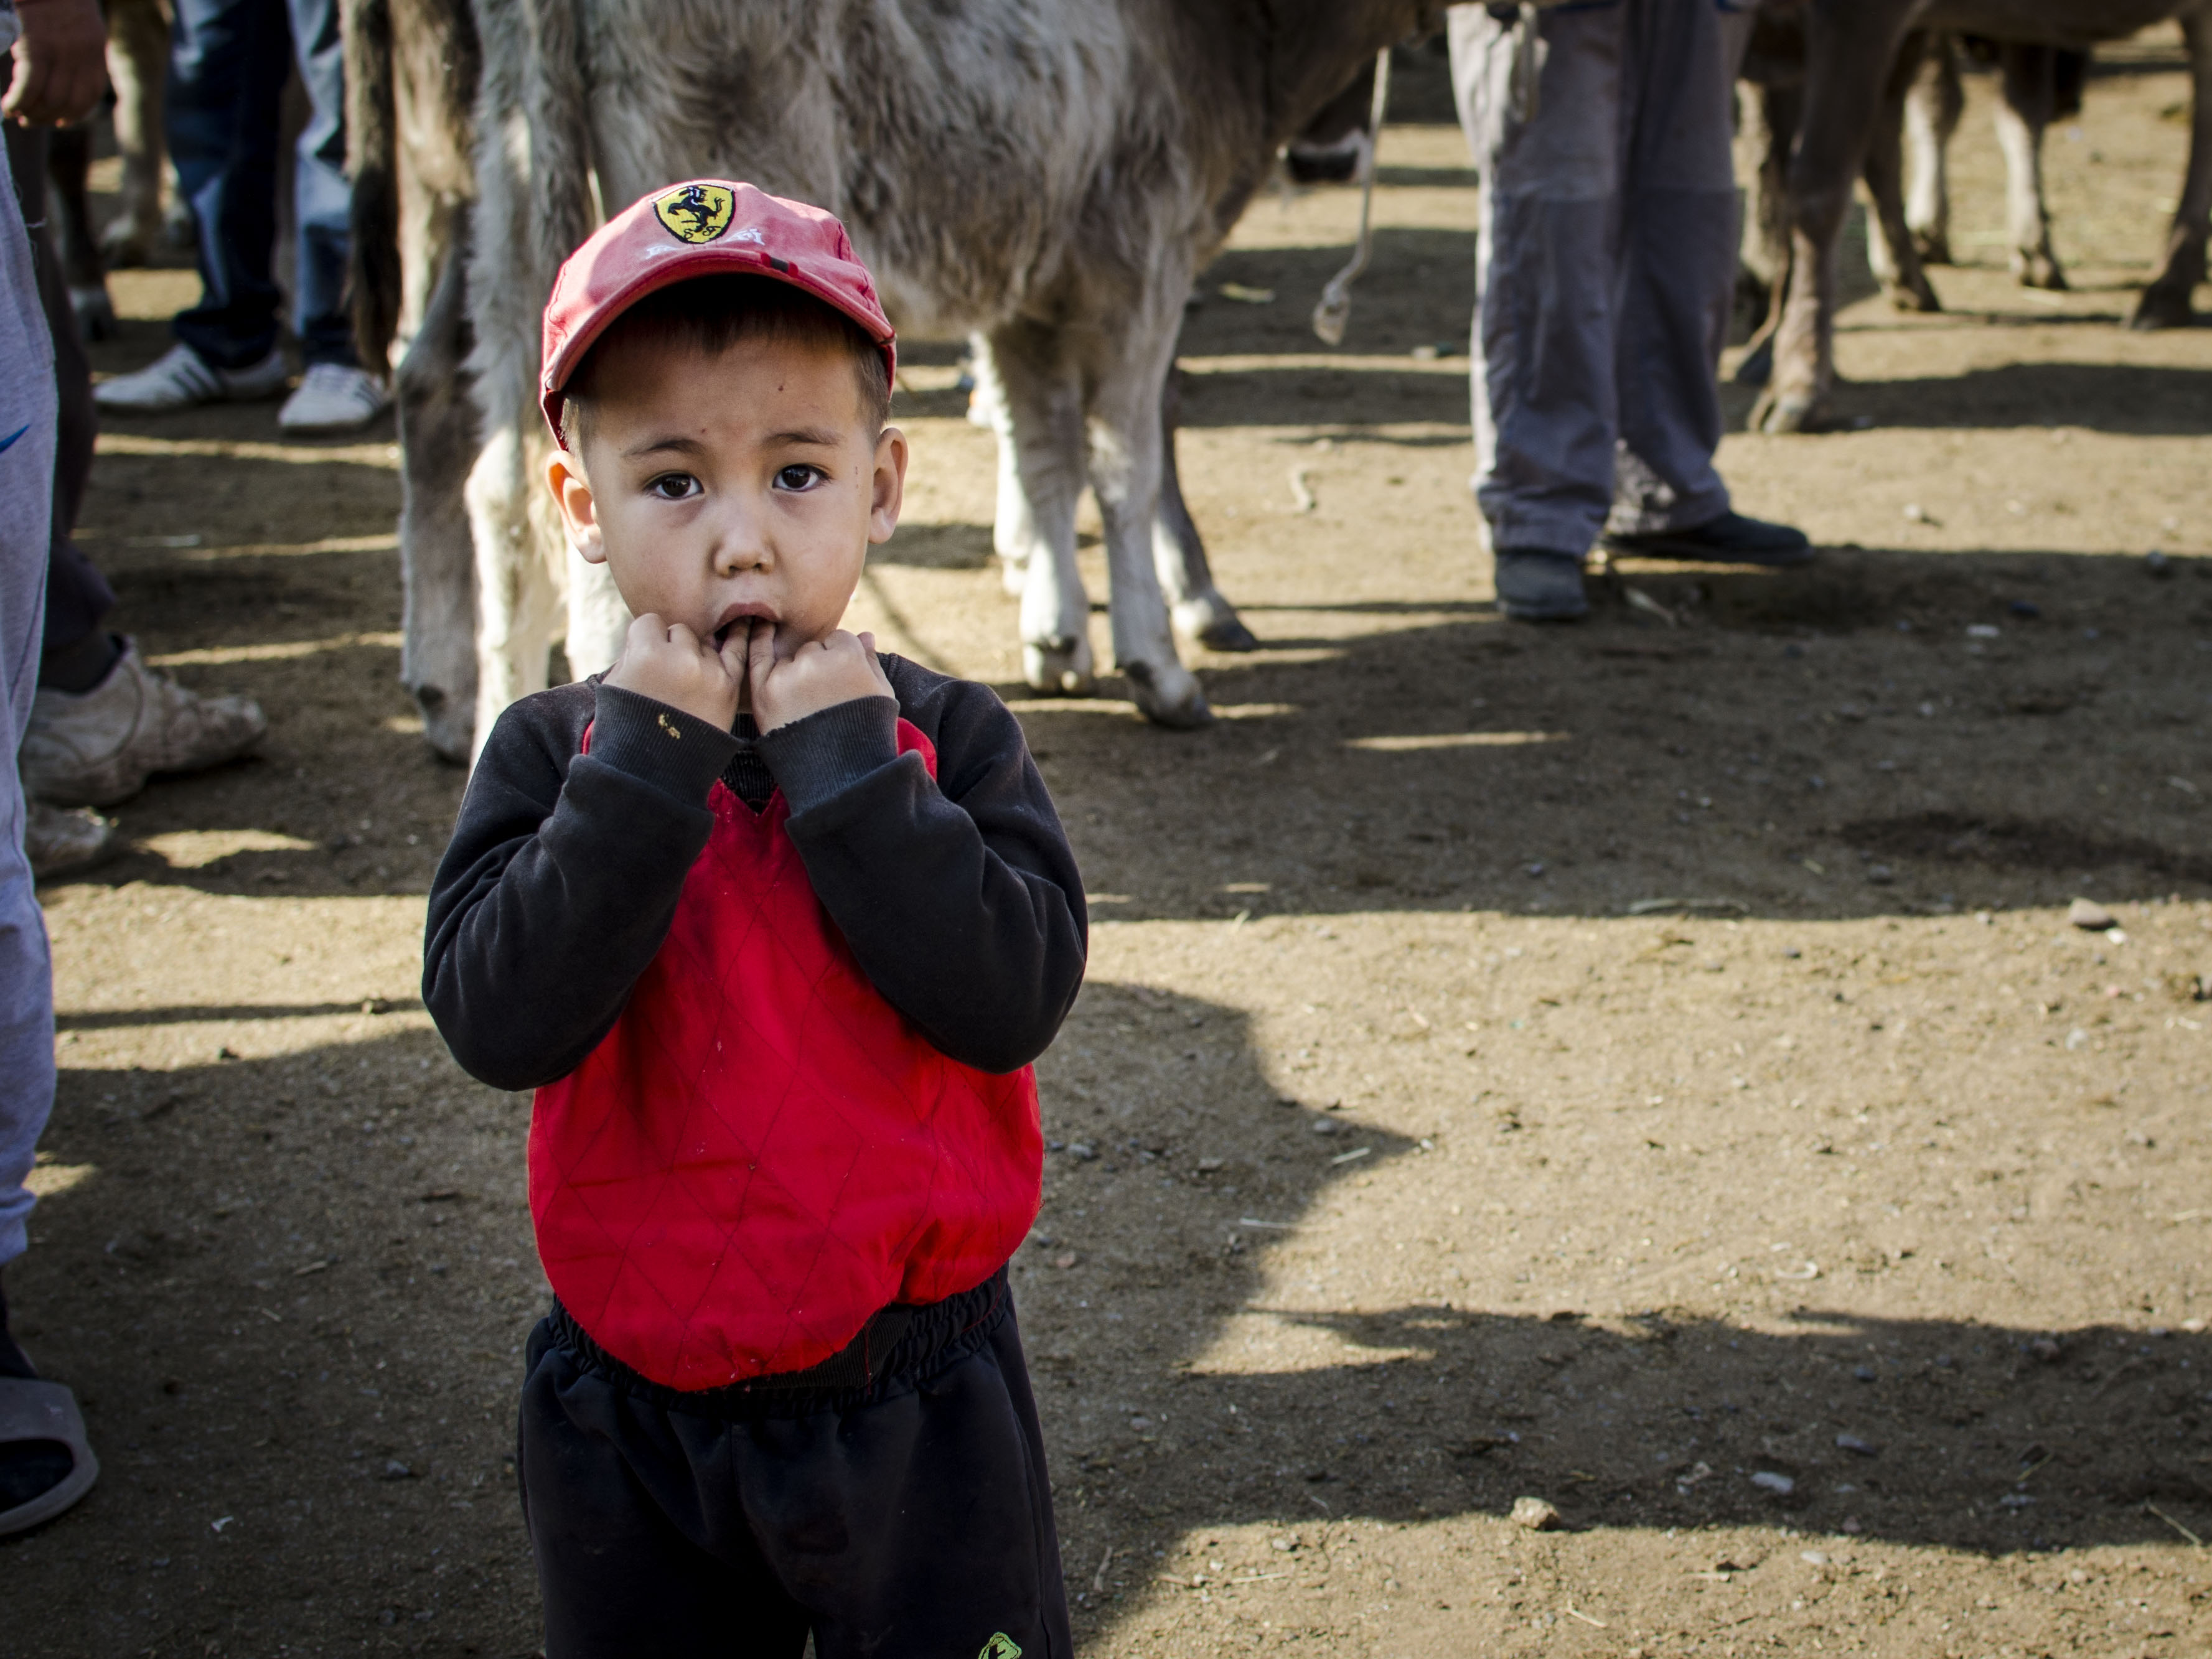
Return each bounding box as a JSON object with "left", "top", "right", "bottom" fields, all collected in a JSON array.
[{"left": 712, "top": 508, "right": 771, "bottom": 576}]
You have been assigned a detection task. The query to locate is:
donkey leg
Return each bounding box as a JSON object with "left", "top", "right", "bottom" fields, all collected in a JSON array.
[
  {"left": 1995, "top": 45, "right": 2066, "bottom": 291},
  {"left": 1153, "top": 363, "right": 1257, "bottom": 652},
  {"left": 984, "top": 318, "right": 1095, "bottom": 697},
  {"left": 968, "top": 333, "right": 1040, "bottom": 598},
  {"left": 1087, "top": 303, "right": 1208, "bottom": 729},
  {"left": 1904, "top": 34, "right": 1961, "bottom": 264},
  {"left": 2132, "top": 9, "right": 2210, "bottom": 329},
  {"left": 396, "top": 218, "right": 480, "bottom": 761}
]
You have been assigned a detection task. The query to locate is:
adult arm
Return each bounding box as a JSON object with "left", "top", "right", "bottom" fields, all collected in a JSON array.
[
  {"left": 6, "top": 0, "right": 106, "bottom": 126},
  {"left": 421, "top": 684, "right": 738, "bottom": 1090}
]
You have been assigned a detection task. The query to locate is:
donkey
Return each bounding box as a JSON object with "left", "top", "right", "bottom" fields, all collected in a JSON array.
[
  {"left": 1752, "top": 0, "right": 2212, "bottom": 434},
  {"left": 352, "top": 0, "right": 1453, "bottom": 758}
]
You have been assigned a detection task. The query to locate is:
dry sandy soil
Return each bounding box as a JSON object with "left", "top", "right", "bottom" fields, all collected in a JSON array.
[{"left": 9, "top": 35, "right": 2212, "bottom": 1659}]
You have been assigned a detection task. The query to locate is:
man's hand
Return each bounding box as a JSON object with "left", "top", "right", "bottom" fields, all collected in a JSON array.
[
  {"left": 602, "top": 613, "right": 747, "bottom": 731},
  {"left": 747, "top": 624, "right": 893, "bottom": 732},
  {"left": 6, "top": 0, "right": 107, "bottom": 128}
]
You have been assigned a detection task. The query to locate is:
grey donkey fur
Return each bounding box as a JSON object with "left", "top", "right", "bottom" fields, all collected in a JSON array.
[
  {"left": 350, "top": 0, "right": 1451, "bottom": 759},
  {"left": 1751, "top": 0, "right": 2212, "bottom": 436}
]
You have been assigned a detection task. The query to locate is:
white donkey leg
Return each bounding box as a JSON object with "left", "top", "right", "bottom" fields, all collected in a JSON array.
[
  {"left": 1087, "top": 309, "right": 1209, "bottom": 729},
  {"left": 1903, "top": 35, "right": 1961, "bottom": 264},
  {"left": 968, "top": 334, "right": 1038, "bottom": 598},
  {"left": 395, "top": 223, "right": 479, "bottom": 762},
  {"left": 464, "top": 421, "right": 564, "bottom": 759},
  {"left": 1996, "top": 45, "right": 2066, "bottom": 291},
  {"left": 565, "top": 543, "right": 630, "bottom": 680},
  {"left": 985, "top": 319, "right": 1095, "bottom": 696}
]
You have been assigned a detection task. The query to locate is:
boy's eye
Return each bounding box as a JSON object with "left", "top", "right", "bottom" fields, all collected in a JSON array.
[
  {"left": 774, "top": 464, "right": 824, "bottom": 492},
  {"left": 645, "top": 472, "right": 700, "bottom": 501}
]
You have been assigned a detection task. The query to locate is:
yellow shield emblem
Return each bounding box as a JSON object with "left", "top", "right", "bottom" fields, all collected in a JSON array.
[{"left": 654, "top": 184, "right": 736, "bottom": 245}]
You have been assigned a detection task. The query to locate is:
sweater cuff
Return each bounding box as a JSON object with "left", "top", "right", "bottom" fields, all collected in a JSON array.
[
  {"left": 589, "top": 683, "right": 740, "bottom": 805},
  {"left": 757, "top": 696, "right": 901, "bottom": 816}
]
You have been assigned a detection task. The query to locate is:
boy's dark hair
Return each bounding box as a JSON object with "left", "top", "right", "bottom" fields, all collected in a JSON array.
[{"left": 560, "top": 273, "right": 892, "bottom": 449}]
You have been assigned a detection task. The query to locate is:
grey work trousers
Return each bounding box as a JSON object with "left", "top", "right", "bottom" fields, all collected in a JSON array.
[
  {"left": 0, "top": 133, "right": 59, "bottom": 1269},
  {"left": 1450, "top": 0, "right": 1752, "bottom": 556}
]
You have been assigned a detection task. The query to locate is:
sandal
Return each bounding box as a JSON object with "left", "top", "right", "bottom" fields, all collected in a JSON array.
[{"left": 0, "top": 1376, "right": 100, "bottom": 1535}]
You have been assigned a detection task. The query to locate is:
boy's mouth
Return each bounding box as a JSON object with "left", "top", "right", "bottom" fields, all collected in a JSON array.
[{"left": 712, "top": 604, "right": 778, "bottom": 648}]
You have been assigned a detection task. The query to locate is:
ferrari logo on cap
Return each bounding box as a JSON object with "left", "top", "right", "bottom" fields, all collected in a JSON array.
[{"left": 654, "top": 183, "right": 735, "bottom": 245}]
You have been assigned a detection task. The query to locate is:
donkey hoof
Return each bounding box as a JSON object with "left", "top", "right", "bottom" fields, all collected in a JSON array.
[
  {"left": 2017, "top": 257, "right": 2068, "bottom": 292},
  {"left": 1733, "top": 339, "right": 1774, "bottom": 388},
  {"left": 1023, "top": 640, "right": 1096, "bottom": 697},
  {"left": 1173, "top": 596, "right": 1260, "bottom": 653},
  {"left": 1122, "top": 661, "right": 1212, "bottom": 730},
  {"left": 1754, "top": 392, "right": 1819, "bottom": 436},
  {"left": 2129, "top": 287, "right": 2194, "bottom": 331},
  {"left": 411, "top": 685, "right": 476, "bottom": 765},
  {"left": 1196, "top": 615, "right": 1261, "bottom": 652}
]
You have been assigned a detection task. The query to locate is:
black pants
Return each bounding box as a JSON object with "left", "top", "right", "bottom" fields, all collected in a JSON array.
[
  {"left": 518, "top": 1273, "right": 1072, "bottom": 1659},
  {"left": 1, "top": 123, "right": 113, "bottom": 658}
]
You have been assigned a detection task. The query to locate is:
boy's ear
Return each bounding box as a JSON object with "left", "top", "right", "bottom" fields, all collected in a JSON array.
[
  {"left": 867, "top": 425, "right": 907, "bottom": 546},
  {"left": 546, "top": 446, "right": 606, "bottom": 564}
]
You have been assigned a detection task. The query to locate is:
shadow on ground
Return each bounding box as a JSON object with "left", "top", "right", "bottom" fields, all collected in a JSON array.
[
  {"left": 13, "top": 981, "right": 2206, "bottom": 1652},
  {"left": 978, "top": 542, "right": 2212, "bottom": 926}
]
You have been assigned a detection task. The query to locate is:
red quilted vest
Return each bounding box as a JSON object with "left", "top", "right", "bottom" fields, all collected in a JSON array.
[{"left": 529, "top": 718, "right": 1043, "bottom": 1390}]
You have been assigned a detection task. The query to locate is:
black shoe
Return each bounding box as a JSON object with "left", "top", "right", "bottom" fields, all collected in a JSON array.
[
  {"left": 1494, "top": 548, "right": 1590, "bottom": 621},
  {"left": 1605, "top": 511, "right": 1814, "bottom": 567}
]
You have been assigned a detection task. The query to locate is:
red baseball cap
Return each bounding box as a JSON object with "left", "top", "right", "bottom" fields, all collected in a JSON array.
[{"left": 539, "top": 179, "right": 897, "bottom": 445}]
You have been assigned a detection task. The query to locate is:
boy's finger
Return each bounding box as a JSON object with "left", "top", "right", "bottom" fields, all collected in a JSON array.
[{"left": 714, "top": 620, "right": 749, "bottom": 678}]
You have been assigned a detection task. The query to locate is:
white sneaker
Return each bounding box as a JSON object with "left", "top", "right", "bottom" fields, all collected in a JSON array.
[
  {"left": 93, "top": 343, "right": 288, "bottom": 413},
  {"left": 21, "top": 639, "right": 268, "bottom": 808},
  {"left": 278, "top": 363, "right": 391, "bottom": 434}
]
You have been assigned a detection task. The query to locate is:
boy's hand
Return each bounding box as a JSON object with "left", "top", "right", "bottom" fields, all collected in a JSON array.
[
  {"left": 746, "top": 624, "right": 894, "bottom": 732},
  {"left": 602, "top": 613, "right": 747, "bottom": 731}
]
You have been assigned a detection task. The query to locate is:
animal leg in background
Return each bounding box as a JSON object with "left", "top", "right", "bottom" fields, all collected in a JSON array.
[
  {"left": 968, "top": 334, "right": 1039, "bottom": 600},
  {"left": 1752, "top": 0, "right": 1918, "bottom": 436},
  {"left": 2132, "top": 6, "right": 2210, "bottom": 330},
  {"left": 43, "top": 127, "right": 115, "bottom": 339},
  {"left": 462, "top": 419, "right": 566, "bottom": 754},
  {"left": 1862, "top": 30, "right": 1941, "bottom": 312},
  {"left": 1994, "top": 44, "right": 2067, "bottom": 290},
  {"left": 1152, "top": 365, "right": 1257, "bottom": 653},
  {"left": 1903, "top": 34, "right": 1963, "bottom": 263},
  {"left": 1081, "top": 292, "right": 1209, "bottom": 729},
  {"left": 981, "top": 316, "right": 1095, "bottom": 698},
  {"left": 103, "top": 0, "right": 182, "bottom": 266},
  {"left": 395, "top": 208, "right": 479, "bottom": 762}
]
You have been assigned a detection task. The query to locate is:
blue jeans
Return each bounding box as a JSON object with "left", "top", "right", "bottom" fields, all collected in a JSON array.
[
  {"left": 167, "top": 0, "right": 357, "bottom": 369},
  {"left": 0, "top": 136, "right": 59, "bottom": 1271}
]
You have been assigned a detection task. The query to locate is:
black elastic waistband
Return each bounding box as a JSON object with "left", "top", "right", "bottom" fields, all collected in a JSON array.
[{"left": 546, "top": 1268, "right": 1010, "bottom": 1418}]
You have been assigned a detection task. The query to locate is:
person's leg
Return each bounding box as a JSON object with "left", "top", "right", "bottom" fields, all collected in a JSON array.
[
  {"left": 1, "top": 123, "right": 118, "bottom": 693},
  {"left": 1448, "top": 2, "right": 1628, "bottom": 617},
  {"left": 283, "top": 0, "right": 355, "bottom": 369},
  {"left": 165, "top": 0, "right": 291, "bottom": 371},
  {"left": 14, "top": 68, "right": 268, "bottom": 816},
  {"left": 0, "top": 118, "right": 82, "bottom": 1523},
  {"left": 0, "top": 120, "right": 60, "bottom": 1280},
  {"left": 1603, "top": 0, "right": 1807, "bottom": 567},
  {"left": 270, "top": 0, "right": 387, "bottom": 433},
  {"left": 759, "top": 1301, "right": 1074, "bottom": 1659},
  {"left": 517, "top": 1317, "right": 811, "bottom": 1659}
]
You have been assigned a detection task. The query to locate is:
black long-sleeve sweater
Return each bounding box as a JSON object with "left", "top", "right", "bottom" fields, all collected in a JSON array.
[{"left": 423, "top": 655, "right": 1087, "bottom": 1090}]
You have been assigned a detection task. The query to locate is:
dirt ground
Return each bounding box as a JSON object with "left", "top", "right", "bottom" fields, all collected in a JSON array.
[{"left": 11, "top": 34, "right": 2212, "bottom": 1659}]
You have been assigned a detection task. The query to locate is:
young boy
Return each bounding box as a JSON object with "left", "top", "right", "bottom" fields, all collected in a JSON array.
[{"left": 423, "top": 181, "right": 1086, "bottom": 1659}]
